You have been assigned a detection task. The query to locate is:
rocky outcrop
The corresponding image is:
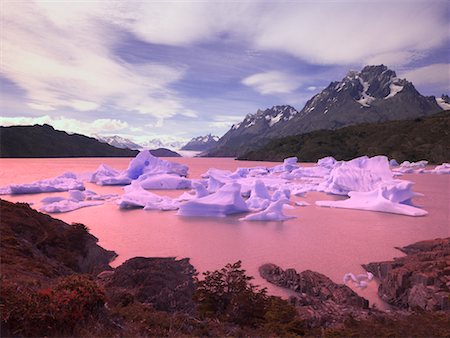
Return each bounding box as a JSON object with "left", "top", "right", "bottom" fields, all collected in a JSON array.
[
  {"left": 99, "top": 257, "right": 197, "bottom": 313},
  {"left": 363, "top": 238, "right": 450, "bottom": 311},
  {"left": 0, "top": 199, "right": 116, "bottom": 282},
  {"left": 259, "top": 263, "right": 372, "bottom": 327}
]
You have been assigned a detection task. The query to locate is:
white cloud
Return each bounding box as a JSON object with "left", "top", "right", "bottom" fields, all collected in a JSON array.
[
  {"left": 2, "top": 1, "right": 192, "bottom": 119},
  {"left": 400, "top": 63, "right": 450, "bottom": 90},
  {"left": 109, "top": 1, "right": 448, "bottom": 66},
  {"left": 242, "top": 71, "right": 302, "bottom": 95},
  {"left": 0, "top": 115, "right": 128, "bottom": 136},
  {"left": 307, "top": 86, "right": 317, "bottom": 91}
]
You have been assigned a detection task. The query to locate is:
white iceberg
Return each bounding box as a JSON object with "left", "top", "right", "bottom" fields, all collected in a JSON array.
[
  {"left": 90, "top": 164, "right": 131, "bottom": 186},
  {"left": 118, "top": 182, "right": 163, "bottom": 209},
  {"left": 1, "top": 172, "right": 84, "bottom": 195},
  {"left": 91, "top": 151, "right": 188, "bottom": 186},
  {"left": 177, "top": 183, "right": 249, "bottom": 217},
  {"left": 240, "top": 199, "right": 295, "bottom": 221},
  {"left": 343, "top": 272, "right": 374, "bottom": 289},
  {"left": 246, "top": 180, "right": 271, "bottom": 211},
  {"left": 138, "top": 173, "right": 191, "bottom": 190},
  {"left": 394, "top": 160, "right": 428, "bottom": 174},
  {"left": 428, "top": 163, "right": 450, "bottom": 174},
  {"left": 319, "top": 156, "right": 393, "bottom": 195},
  {"left": 126, "top": 150, "right": 188, "bottom": 179},
  {"left": 40, "top": 189, "right": 115, "bottom": 213},
  {"left": 316, "top": 182, "right": 427, "bottom": 217}
]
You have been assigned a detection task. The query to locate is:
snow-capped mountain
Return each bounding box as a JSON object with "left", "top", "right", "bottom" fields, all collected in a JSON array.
[
  {"left": 142, "top": 138, "right": 186, "bottom": 150},
  {"left": 181, "top": 134, "right": 220, "bottom": 151},
  {"left": 436, "top": 94, "right": 450, "bottom": 110},
  {"left": 95, "top": 135, "right": 142, "bottom": 150},
  {"left": 208, "top": 65, "right": 442, "bottom": 157}
]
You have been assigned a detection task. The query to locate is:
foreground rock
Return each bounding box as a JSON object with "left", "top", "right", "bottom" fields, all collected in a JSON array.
[
  {"left": 363, "top": 237, "right": 450, "bottom": 311},
  {"left": 259, "top": 263, "right": 372, "bottom": 327},
  {"left": 0, "top": 199, "right": 116, "bottom": 282},
  {"left": 99, "top": 257, "right": 197, "bottom": 313}
]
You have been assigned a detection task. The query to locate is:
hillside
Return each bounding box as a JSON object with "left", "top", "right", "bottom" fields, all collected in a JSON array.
[
  {"left": 0, "top": 124, "right": 139, "bottom": 157},
  {"left": 207, "top": 65, "right": 442, "bottom": 157},
  {"left": 238, "top": 110, "right": 450, "bottom": 163},
  {"left": 0, "top": 125, "right": 182, "bottom": 158}
]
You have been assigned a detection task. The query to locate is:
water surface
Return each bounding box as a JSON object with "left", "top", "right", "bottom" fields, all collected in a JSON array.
[{"left": 1, "top": 157, "right": 448, "bottom": 308}]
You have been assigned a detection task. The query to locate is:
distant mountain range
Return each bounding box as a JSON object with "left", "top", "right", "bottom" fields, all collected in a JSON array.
[
  {"left": 206, "top": 65, "right": 444, "bottom": 157},
  {"left": 0, "top": 124, "right": 180, "bottom": 158},
  {"left": 95, "top": 135, "right": 142, "bottom": 150},
  {"left": 181, "top": 134, "right": 219, "bottom": 151},
  {"left": 239, "top": 110, "right": 450, "bottom": 164}
]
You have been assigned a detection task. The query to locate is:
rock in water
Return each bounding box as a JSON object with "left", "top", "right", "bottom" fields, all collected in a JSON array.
[
  {"left": 363, "top": 237, "right": 450, "bottom": 311},
  {"left": 259, "top": 263, "right": 370, "bottom": 327}
]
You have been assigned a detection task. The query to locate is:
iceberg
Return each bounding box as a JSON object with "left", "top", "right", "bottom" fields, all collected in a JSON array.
[
  {"left": 1, "top": 172, "right": 84, "bottom": 195},
  {"left": 428, "top": 163, "right": 450, "bottom": 174},
  {"left": 118, "top": 182, "right": 163, "bottom": 209},
  {"left": 177, "top": 183, "right": 249, "bottom": 217},
  {"left": 126, "top": 150, "right": 188, "bottom": 179},
  {"left": 91, "top": 151, "right": 189, "bottom": 186},
  {"left": 90, "top": 164, "right": 131, "bottom": 186},
  {"left": 246, "top": 180, "right": 271, "bottom": 211},
  {"left": 394, "top": 160, "right": 428, "bottom": 174},
  {"left": 343, "top": 272, "right": 374, "bottom": 289},
  {"left": 40, "top": 189, "right": 115, "bottom": 213},
  {"left": 316, "top": 182, "right": 428, "bottom": 217},
  {"left": 319, "top": 156, "right": 393, "bottom": 195},
  {"left": 240, "top": 199, "right": 295, "bottom": 221},
  {"left": 138, "top": 174, "right": 191, "bottom": 190}
]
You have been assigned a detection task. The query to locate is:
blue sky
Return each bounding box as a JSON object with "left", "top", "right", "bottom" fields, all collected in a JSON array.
[{"left": 1, "top": 0, "right": 449, "bottom": 144}]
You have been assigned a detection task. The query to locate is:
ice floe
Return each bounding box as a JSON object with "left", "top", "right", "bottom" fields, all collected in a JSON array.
[
  {"left": 91, "top": 150, "right": 188, "bottom": 186},
  {"left": 393, "top": 160, "right": 428, "bottom": 174},
  {"left": 177, "top": 183, "right": 249, "bottom": 217},
  {"left": 240, "top": 199, "right": 295, "bottom": 221},
  {"left": 40, "top": 189, "right": 116, "bottom": 213},
  {"left": 138, "top": 173, "right": 191, "bottom": 190},
  {"left": 316, "top": 181, "right": 427, "bottom": 217},
  {"left": 343, "top": 272, "right": 374, "bottom": 289},
  {"left": 0, "top": 172, "right": 84, "bottom": 195},
  {"left": 427, "top": 163, "right": 450, "bottom": 174}
]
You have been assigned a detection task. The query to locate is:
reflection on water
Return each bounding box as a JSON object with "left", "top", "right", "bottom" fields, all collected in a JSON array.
[{"left": 0, "top": 157, "right": 449, "bottom": 309}]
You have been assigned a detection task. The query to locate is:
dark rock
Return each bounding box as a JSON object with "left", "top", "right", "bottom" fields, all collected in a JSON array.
[
  {"left": 0, "top": 124, "right": 139, "bottom": 158},
  {"left": 259, "top": 263, "right": 372, "bottom": 327},
  {"left": 0, "top": 199, "right": 116, "bottom": 282},
  {"left": 149, "top": 148, "right": 181, "bottom": 157},
  {"left": 101, "top": 257, "right": 197, "bottom": 313},
  {"left": 363, "top": 238, "right": 450, "bottom": 311}
]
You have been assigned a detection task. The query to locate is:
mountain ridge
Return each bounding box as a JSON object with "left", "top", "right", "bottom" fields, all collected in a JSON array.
[
  {"left": 207, "top": 65, "right": 443, "bottom": 157},
  {"left": 0, "top": 124, "right": 180, "bottom": 158}
]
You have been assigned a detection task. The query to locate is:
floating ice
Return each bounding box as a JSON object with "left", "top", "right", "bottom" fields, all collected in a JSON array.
[
  {"left": 271, "top": 187, "right": 291, "bottom": 201},
  {"left": 246, "top": 180, "right": 271, "bottom": 211},
  {"left": 0, "top": 172, "right": 84, "bottom": 195},
  {"left": 428, "top": 163, "right": 450, "bottom": 175},
  {"left": 389, "top": 159, "right": 399, "bottom": 167},
  {"left": 91, "top": 151, "right": 188, "bottom": 186},
  {"left": 177, "top": 183, "right": 249, "bottom": 217},
  {"left": 316, "top": 181, "right": 427, "bottom": 217},
  {"left": 319, "top": 156, "right": 393, "bottom": 195},
  {"left": 343, "top": 272, "right": 374, "bottom": 289},
  {"left": 176, "top": 181, "right": 209, "bottom": 201},
  {"left": 240, "top": 199, "right": 295, "bottom": 221},
  {"left": 271, "top": 157, "right": 299, "bottom": 173},
  {"left": 90, "top": 164, "right": 131, "bottom": 186},
  {"left": 138, "top": 174, "right": 191, "bottom": 190},
  {"left": 127, "top": 150, "right": 188, "bottom": 179},
  {"left": 40, "top": 189, "right": 116, "bottom": 213},
  {"left": 394, "top": 160, "right": 428, "bottom": 174},
  {"left": 118, "top": 182, "right": 164, "bottom": 209},
  {"left": 295, "top": 201, "right": 310, "bottom": 207}
]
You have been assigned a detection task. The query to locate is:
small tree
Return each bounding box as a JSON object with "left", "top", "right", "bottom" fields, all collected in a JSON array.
[{"left": 194, "top": 261, "right": 268, "bottom": 326}]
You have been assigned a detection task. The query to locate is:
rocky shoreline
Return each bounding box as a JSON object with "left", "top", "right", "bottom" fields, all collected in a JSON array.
[{"left": 1, "top": 199, "right": 449, "bottom": 337}]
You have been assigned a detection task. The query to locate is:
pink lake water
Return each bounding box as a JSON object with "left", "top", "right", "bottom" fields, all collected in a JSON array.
[{"left": 0, "top": 157, "right": 449, "bottom": 309}]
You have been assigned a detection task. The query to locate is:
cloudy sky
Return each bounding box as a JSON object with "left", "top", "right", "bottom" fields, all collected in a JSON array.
[{"left": 1, "top": 0, "right": 449, "bottom": 144}]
